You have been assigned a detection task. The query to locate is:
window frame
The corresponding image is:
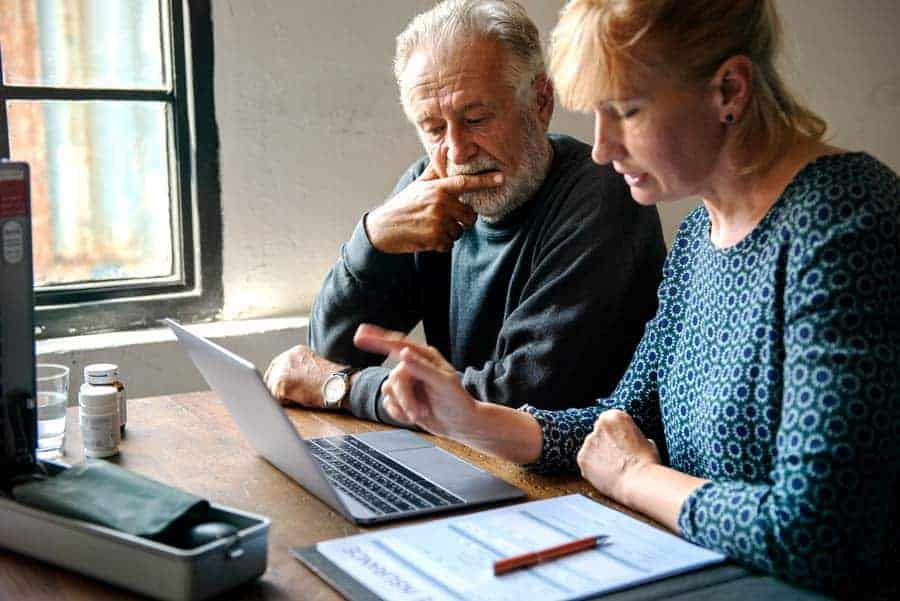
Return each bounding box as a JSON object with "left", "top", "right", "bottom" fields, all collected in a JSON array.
[{"left": 0, "top": 0, "right": 221, "bottom": 339}]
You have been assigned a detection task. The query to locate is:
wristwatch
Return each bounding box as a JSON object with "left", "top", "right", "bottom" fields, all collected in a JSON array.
[{"left": 321, "top": 367, "right": 360, "bottom": 409}]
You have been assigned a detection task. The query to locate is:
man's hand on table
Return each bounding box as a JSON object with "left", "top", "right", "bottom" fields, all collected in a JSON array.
[
  {"left": 365, "top": 161, "right": 501, "bottom": 254},
  {"left": 264, "top": 345, "right": 347, "bottom": 410}
]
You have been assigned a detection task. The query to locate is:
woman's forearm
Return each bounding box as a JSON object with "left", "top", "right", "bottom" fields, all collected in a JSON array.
[
  {"left": 619, "top": 463, "right": 708, "bottom": 532},
  {"left": 444, "top": 400, "right": 706, "bottom": 532},
  {"left": 451, "top": 401, "right": 544, "bottom": 464}
]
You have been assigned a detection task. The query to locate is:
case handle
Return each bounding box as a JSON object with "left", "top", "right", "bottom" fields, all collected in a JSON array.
[{"left": 225, "top": 535, "right": 245, "bottom": 560}]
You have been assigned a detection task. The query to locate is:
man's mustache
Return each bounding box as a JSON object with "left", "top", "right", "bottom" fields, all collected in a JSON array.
[{"left": 447, "top": 158, "right": 502, "bottom": 176}]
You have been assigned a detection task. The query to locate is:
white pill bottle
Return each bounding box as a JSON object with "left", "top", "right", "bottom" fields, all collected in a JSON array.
[
  {"left": 78, "top": 385, "right": 120, "bottom": 458},
  {"left": 84, "top": 363, "right": 126, "bottom": 437}
]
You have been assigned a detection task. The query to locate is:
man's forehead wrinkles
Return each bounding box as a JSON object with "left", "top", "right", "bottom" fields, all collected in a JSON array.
[
  {"left": 410, "top": 79, "right": 484, "bottom": 120},
  {"left": 409, "top": 69, "right": 484, "bottom": 96}
]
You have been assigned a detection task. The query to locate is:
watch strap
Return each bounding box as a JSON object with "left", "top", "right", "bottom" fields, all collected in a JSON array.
[
  {"left": 335, "top": 366, "right": 361, "bottom": 379},
  {"left": 323, "top": 366, "right": 361, "bottom": 409}
]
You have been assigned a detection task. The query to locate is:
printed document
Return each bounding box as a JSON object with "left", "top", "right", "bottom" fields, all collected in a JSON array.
[{"left": 316, "top": 494, "right": 725, "bottom": 601}]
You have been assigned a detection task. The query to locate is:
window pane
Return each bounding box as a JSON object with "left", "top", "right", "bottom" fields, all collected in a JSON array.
[
  {"left": 8, "top": 100, "right": 175, "bottom": 286},
  {"left": 0, "top": 0, "right": 167, "bottom": 90}
]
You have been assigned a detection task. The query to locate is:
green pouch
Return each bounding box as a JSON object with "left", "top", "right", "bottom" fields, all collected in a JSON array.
[{"left": 11, "top": 460, "right": 209, "bottom": 538}]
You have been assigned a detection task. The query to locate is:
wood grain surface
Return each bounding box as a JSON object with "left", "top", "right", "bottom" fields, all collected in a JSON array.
[{"left": 0, "top": 392, "right": 649, "bottom": 600}]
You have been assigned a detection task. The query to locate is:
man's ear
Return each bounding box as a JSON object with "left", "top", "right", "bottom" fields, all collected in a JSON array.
[
  {"left": 711, "top": 55, "right": 752, "bottom": 124},
  {"left": 533, "top": 74, "right": 554, "bottom": 129}
]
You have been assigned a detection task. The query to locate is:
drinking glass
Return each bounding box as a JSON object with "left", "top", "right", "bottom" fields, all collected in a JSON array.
[{"left": 36, "top": 364, "right": 69, "bottom": 458}]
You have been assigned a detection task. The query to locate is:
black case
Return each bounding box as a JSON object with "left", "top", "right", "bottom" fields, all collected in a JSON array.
[{"left": 0, "top": 161, "right": 37, "bottom": 486}]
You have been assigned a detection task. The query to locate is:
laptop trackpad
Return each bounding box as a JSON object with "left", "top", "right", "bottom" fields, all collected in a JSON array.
[
  {"left": 356, "top": 430, "right": 522, "bottom": 503},
  {"left": 393, "top": 447, "right": 516, "bottom": 502},
  {"left": 354, "top": 429, "right": 432, "bottom": 452}
]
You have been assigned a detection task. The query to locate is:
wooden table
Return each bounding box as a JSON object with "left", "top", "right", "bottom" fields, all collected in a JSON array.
[{"left": 0, "top": 392, "right": 626, "bottom": 600}]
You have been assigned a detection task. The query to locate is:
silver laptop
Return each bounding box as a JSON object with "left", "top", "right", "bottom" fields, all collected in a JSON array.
[{"left": 163, "top": 319, "right": 524, "bottom": 525}]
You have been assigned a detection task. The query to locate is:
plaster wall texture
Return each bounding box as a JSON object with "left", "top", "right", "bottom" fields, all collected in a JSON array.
[{"left": 213, "top": 0, "right": 900, "bottom": 321}]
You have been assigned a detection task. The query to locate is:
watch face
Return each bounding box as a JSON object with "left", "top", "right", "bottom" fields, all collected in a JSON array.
[{"left": 323, "top": 374, "right": 347, "bottom": 405}]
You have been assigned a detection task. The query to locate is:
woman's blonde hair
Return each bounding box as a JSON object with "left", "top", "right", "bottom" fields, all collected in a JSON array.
[{"left": 549, "top": 0, "right": 827, "bottom": 174}]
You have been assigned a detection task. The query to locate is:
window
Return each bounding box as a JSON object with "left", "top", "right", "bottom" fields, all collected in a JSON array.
[{"left": 0, "top": 0, "right": 221, "bottom": 338}]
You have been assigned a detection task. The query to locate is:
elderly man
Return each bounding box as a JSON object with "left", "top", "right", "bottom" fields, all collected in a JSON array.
[{"left": 265, "top": 0, "right": 665, "bottom": 423}]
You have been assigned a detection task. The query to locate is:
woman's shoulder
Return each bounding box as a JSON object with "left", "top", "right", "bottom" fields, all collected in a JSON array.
[
  {"left": 779, "top": 152, "right": 899, "bottom": 238},
  {"left": 786, "top": 152, "right": 897, "bottom": 210},
  {"left": 668, "top": 203, "right": 708, "bottom": 254}
]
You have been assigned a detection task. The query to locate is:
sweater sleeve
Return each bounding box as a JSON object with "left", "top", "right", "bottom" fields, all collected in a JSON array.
[
  {"left": 520, "top": 303, "right": 667, "bottom": 474},
  {"left": 517, "top": 205, "right": 696, "bottom": 473},
  {"left": 308, "top": 160, "right": 427, "bottom": 422},
  {"left": 461, "top": 164, "right": 665, "bottom": 412},
  {"left": 677, "top": 164, "right": 900, "bottom": 594}
]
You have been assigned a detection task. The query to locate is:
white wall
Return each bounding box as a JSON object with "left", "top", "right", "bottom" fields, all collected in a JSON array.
[
  {"left": 214, "top": 0, "right": 900, "bottom": 321},
  {"left": 39, "top": 1, "right": 899, "bottom": 399}
]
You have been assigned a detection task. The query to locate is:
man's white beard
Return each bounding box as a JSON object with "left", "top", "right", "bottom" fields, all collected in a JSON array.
[{"left": 448, "top": 112, "right": 551, "bottom": 223}]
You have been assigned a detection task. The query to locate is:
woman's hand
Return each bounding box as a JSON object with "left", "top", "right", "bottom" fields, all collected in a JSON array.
[
  {"left": 576, "top": 409, "right": 661, "bottom": 504},
  {"left": 353, "top": 323, "right": 544, "bottom": 463},
  {"left": 353, "top": 323, "right": 479, "bottom": 438}
]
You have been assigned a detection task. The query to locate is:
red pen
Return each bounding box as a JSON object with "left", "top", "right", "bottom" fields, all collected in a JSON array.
[{"left": 493, "top": 535, "right": 609, "bottom": 576}]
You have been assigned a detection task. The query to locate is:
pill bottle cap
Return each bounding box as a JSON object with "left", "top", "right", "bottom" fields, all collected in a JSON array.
[
  {"left": 84, "top": 363, "right": 119, "bottom": 385},
  {"left": 79, "top": 385, "right": 119, "bottom": 412}
]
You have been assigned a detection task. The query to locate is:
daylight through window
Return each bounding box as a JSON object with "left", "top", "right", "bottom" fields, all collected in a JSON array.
[{"left": 0, "top": 0, "right": 221, "bottom": 337}]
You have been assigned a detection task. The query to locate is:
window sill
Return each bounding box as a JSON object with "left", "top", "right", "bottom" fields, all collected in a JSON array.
[{"left": 37, "top": 316, "right": 309, "bottom": 401}]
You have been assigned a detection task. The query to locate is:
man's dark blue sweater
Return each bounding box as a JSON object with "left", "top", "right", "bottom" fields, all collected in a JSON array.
[{"left": 309, "top": 134, "right": 666, "bottom": 424}]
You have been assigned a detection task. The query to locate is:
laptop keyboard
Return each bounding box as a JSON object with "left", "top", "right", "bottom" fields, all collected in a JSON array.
[{"left": 307, "top": 435, "right": 464, "bottom": 516}]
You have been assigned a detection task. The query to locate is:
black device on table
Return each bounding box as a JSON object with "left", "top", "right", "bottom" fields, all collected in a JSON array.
[{"left": 0, "top": 161, "right": 38, "bottom": 491}]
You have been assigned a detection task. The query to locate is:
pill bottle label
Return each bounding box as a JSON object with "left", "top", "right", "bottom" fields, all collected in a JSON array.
[{"left": 80, "top": 413, "right": 120, "bottom": 455}]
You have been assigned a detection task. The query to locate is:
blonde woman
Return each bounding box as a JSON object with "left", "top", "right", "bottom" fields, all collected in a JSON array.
[{"left": 354, "top": 0, "right": 899, "bottom": 596}]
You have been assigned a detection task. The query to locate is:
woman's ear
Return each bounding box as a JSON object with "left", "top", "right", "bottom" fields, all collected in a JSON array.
[{"left": 712, "top": 55, "right": 753, "bottom": 125}]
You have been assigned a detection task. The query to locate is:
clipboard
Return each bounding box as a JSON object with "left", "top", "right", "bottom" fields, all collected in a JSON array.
[
  {"left": 288, "top": 494, "right": 746, "bottom": 601},
  {"left": 292, "top": 544, "right": 755, "bottom": 600},
  {"left": 291, "top": 545, "right": 836, "bottom": 601},
  {"left": 292, "top": 545, "right": 384, "bottom": 601}
]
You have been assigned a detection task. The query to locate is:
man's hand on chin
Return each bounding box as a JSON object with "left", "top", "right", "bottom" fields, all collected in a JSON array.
[
  {"left": 364, "top": 162, "right": 496, "bottom": 254},
  {"left": 263, "top": 345, "right": 344, "bottom": 409}
]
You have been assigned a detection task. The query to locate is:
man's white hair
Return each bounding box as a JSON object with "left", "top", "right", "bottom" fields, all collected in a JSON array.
[{"left": 394, "top": 0, "right": 545, "bottom": 110}]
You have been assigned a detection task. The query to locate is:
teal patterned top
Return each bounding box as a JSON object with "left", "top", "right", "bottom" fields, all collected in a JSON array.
[{"left": 523, "top": 153, "right": 899, "bottom": 595}]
